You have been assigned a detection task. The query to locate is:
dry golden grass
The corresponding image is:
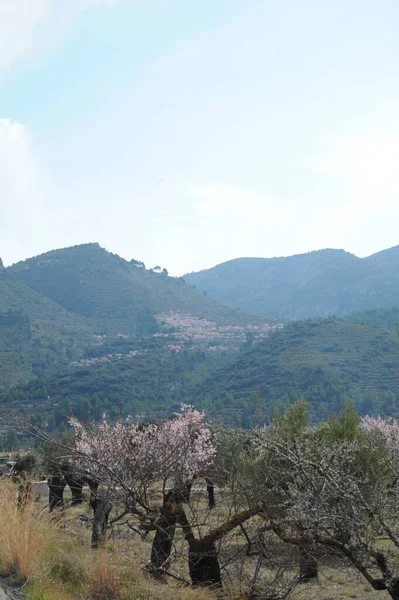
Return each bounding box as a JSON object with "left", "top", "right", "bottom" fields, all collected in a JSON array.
[
  {"left": 0, "top": 481, "right": 217, "bottom": 599},
  {"left": 0, "top": 479, "right": 56, "bottom": 583},
  {"left": 0, "top": 480, "right": 391, "bottom": 600}
]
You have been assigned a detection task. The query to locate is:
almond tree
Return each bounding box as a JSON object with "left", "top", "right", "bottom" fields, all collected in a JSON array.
[
  {"left": 361, "top": 415, "right": 399, "bottom": 460},
  {"left": 255, "top": 412, "right": 399, "bottom": 599},
  {"left": 34, "top": 407, "right": 286, "bottom": 590},
  {"left": 40, "top": 405, "right": 218, "bottom": 572},
  {"left": 68, "top": 403, "right": 216, "bottom": 507}
]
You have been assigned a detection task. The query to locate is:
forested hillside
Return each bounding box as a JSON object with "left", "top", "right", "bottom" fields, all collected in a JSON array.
[
  {"left": 9, "top": 243, "right": 261, "bottom": 334},
  {"left": 185, "top": 246, "right": 399, "bottom": 319},
  {"left": 3, "top": 316, "right": 399, "bottom": 435},
  {"left": 0, "top": 310, "right": 85, "bottom": 389},
  {"left": 193, "top": 318, "right": 399, "bottom": 424},
  {"left": 345, "top": 306, "right": 399, "bottom": 332},
  {"left": 0, "top": 244, "right": 274, "bottom": 435},
  {"left": 0, "top": 267, "right": 91, "bottom": 339},
  {"left": 0, "top": 345, "right": 231, "bottom": 433},
  {"left": 0, "top": 268, "right": 92, "bottom": 389}
]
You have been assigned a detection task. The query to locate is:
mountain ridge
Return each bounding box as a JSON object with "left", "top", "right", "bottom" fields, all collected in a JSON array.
[
  {"left": 8, "top": 242, "right": 266, "bottom": 332},
  {"left": 185, "top": 245, "right": 399, "bottom": 319}
]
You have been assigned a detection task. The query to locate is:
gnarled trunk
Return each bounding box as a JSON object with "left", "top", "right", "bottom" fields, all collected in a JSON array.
[
  {"left": 88, "top": 480, "right": 99, "bottom": 510},
  {"left": 88, "top": 480, "right": 111, "bottom": 549},
  {"left": 179, "top": 503, "right": 265, "bottom": 588},
  {"left": 188, "top": 539, "right": 222, "bottom": 588},
  {"left": 149, "top": 491, "right": 180, "bottom": 578},
  {"left": 150, "top": 513, "right": 178, "bottom": 577},
  {"left": 63, "top": 472, "right": 83, "bottom": 505}
]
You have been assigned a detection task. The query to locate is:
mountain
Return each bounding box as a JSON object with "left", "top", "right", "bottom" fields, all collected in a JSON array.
[
  {"left": 6, "top": 242, "right": 399, "bottom": 440},
  {"left": 9, "top": 243, "right": 263, "bottom": 334},
  {"left": 366, "top": 245, "right": 399, "bottom": 273},
  {"left": 0, "top": 269, "right": 93, "bottom": 389},
  {"left": 185, "top": 246, "right": 399, "bottom": 319},
  {"left": 0, "top": 243, "right": 273, "bottom": 397},
  {"left": 192, "top": 318, "right": 399, "bottom": 424},
  {"left": 0, "top": 267, "right": 91, "bottom": 339}
]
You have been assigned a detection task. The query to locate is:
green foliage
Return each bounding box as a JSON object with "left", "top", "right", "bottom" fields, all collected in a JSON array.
[
  {"left": 345, "top": 306, "right": 399, "bottom": 332},
  {"left": 194, "top": 318, "right": 399, "bottom": 423},
  {"left": 12, "top": 453, "right": 37, "bottom": 477},
  {"left": 4, "top": 243, "right": 399, "bottom": 438},
  {"left": 0, "top": 429, "right": 19, "bottom": 451},
  {"left": 0, "top": 270, "right": 90, "bottom": 339},
  {"left": 0, "top": 265, "right": 93, "bottom": 389},
  {"left": 6, "top": 314, "right": 399, "bottom": 436},
  {"left": 318, "top": 401, "right": 360, "bottom": 442},
  {"left": 273, "top": 400, "right": 308, "bottom": 438},
  {"left": 1, "top": 347, "right": 232, "bottom": 436},
  {"left": 39, "top": 428, "right": 75, "bottom": 465},
  {"left": 0, "top": 308, "right": 84, "bottom": 390}
]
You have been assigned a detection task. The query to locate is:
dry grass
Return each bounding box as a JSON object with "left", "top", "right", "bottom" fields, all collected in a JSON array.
[
  {"left": 0, "top": 480, "right": 392, "bottom": 600},
  {"left": 0, "top": 479, "right": 56, "bottom": 583},
  {"left": 0, "top": 481, "right": 217, "bottom": 599},
  {"left": 290, "top": 566, "right": 390, "bottom": 600}
]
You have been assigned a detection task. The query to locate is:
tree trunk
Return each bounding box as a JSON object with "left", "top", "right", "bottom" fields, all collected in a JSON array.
[
  {"left": 48, "top": 476, "right": 65, "bottom": 512},
  {"left": 188, "top": 539, "right": 222, "bottom": 588},
  {"left": 150, "top": 511, "right": 178, "bottom": 578},
  {"left": 179, "top": 503, "right": 264, "bottom": 588},
  {"left": 149, "top": 491, "right": 180, "bottom": 578},
  {"left": 64, "top": 473, "right": 83, "bottom": 505},
  {"left": 91, "top": 499, "right": 112, "bottom": 549},
  {"left": 336, "top": 529, "right": 351, "bottom": 545},
  {"left": 205, "top": 478, "right": 215, "bottom": 508},
  {"left": 299, "top": 545, "right": 318, "bottom": 582},
  {"left": 88, "top": 480, "right": 99, "bottom": 510},
  {"left": 180, "top": 481, "right": 192, "bottom": 504}
]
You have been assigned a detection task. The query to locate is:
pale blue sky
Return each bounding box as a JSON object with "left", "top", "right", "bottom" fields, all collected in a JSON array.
[{"left": 1, "top": 0, "right": 399, "bottom": 274}]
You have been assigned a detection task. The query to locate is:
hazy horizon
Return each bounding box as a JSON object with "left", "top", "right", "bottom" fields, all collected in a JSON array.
[{"left": 1, "top": 1, "right": 399, "bottom": 275}]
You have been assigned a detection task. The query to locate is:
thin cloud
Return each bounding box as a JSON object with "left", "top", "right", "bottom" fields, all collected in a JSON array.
[
  {"left": 0, "top": 119, "right": 52, "bottom": 264},
  {"left": 192, "top": 184, "right": 286, "bottom": 221},
  {"left": 0, "top": 0, "right": 123, "bottom": 74}
]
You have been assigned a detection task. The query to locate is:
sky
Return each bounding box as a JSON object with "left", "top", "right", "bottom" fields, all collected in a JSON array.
[{"left": 1, "top": 0, "right": 399, "bottom": 275}]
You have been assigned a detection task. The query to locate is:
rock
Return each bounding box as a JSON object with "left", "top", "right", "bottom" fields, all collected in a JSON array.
[{"left": 0, "top": 583, "right": 26, "bottom": 599}]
